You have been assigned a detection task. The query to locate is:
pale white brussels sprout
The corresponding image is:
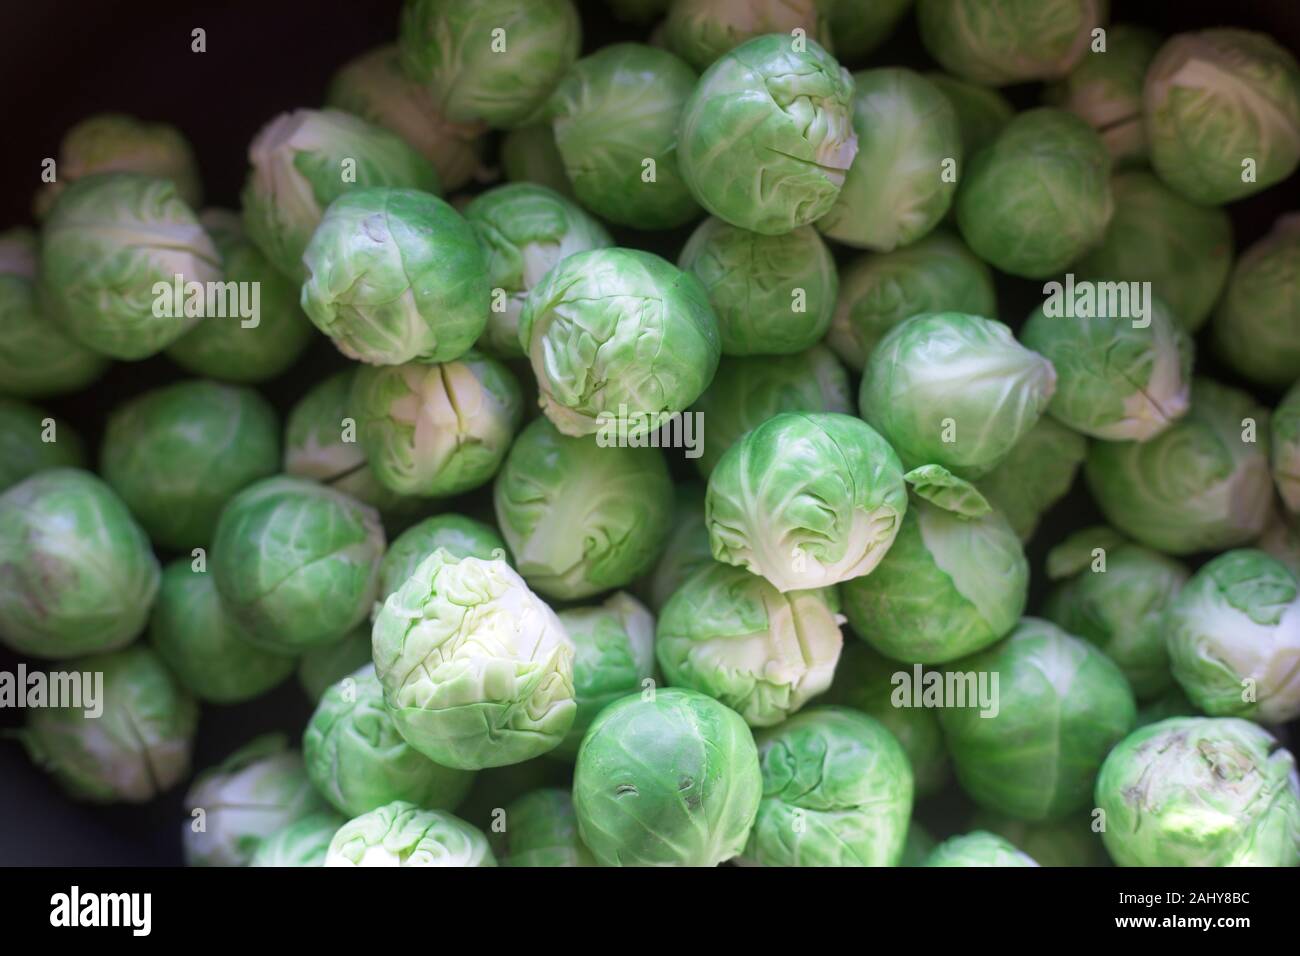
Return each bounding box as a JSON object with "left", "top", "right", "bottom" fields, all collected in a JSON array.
[
  {"left": 925, "top": 831, "right": 1039, "bottom": 867},
  {"left": 923, "top": 72, "right": 1014, "bottom": 155},
  {"left": 249, "top": 812, "right": 345, "bottom": 868},
  {"left": 0, "top": 398, "right": 86, "bottom": 492},
  {"left": 975, "top": 416, "right": 1086, "bottom": 542},
  {"left": 706, "top": 411, "right": 909, "bottom": 592},
  {"left": 379, "top": 514, "right": 508, "bottom": 599},
  {"left": 824, "top": 0, "right": 913, "bottom": 61},
  {"left": 662, "top": 0, "right": 828, "bottom": 72},
  {"left": 371, "top": 550, "right": 576, "bottom": 769},
  {"left": 1273, "top": 382, "right": 1300, "bottom": 515},
  {"left": 327, "top": 801, "right": 496, "bottom": 867}
]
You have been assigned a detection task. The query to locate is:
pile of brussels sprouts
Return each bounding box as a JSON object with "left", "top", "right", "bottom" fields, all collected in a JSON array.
[{"left": 3, "top": 0, "right": 1300, "bottom": 869}]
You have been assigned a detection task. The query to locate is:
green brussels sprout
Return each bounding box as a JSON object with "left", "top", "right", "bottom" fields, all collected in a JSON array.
[
  {"left": 678, "top": 35, "right": 858, "bottom": 235},
  {"left": 17, "top": 645, "right": 197, "bottom": 804},
  {"left": 690, "top": 347, "right": 851, "bottom": 476},
  {"left": 678, "top": 218, "right": 837, "bottom": 356},
  {"left": 463, "top": 183, "right": 612, "bottom": 358},
  {"left": 1020, "top": 293, "right": 1193, "bottom": 442},
  {"left": 183, "top": 734, "right": 332, "bottom": 867},
  {"left": 940, "top": 618, "right": 1137, "bottom": 821},
  {"left": 548, "top": 44, "right": 700, "bottom": 229},
  {"left": 34, "top": 113, "right": 203, "bottom": 219},
  {"left": 925, "top": 831, "right": 1039, "bottom": 867},
  {"left": 456, "top": 756, "right": 573, "bottom": 831},
  {"left": 555, "top": 592, "right": 656, "bottom": 757},
  {"left": 742, "top": 707, "right": 912, "bottom": 867},
  {"left": 899, "top": 821, "right": 936, "bottom": 866},
  {"left": 498, "top": 788, "right": 595, "bottom": 866},
  {"left": 1095, "top": 717, "right": 1300, "bottom": 867},
  {"left": 1043, "top": 528, "right": 1190, "bottom": 701},
  {"left": 572, "top": 687, "right": 762, "bottom": 866},
  {"left": 327, "top": 44, "right": 486, "bottom": 191},
  {"left": 859, "top": 312, "right": 1057, "bottom": 479},
  {"left": 1135, "top": 685, "right": 1198, "bottom": 728},
  {"left": 305, "top": 665, "right": 476, "bottom": 818},
  {"left": 923, "top": 72, "right": 1014, "bottom": 155},
  {"left": 1212, "top": 214, "right": 1300, "bottom": 389},
  {"left": 249, "top": 812, "right": 346, "bottom": 867},
  {"left": 1273, "top": 383, "right": 1300, "bottom": 515},
  {"left": 1042, "top": 24, "right": 1161, "bottom": 166},
  {"left": 975, "top": 416, "right": 1086, "bottom": 542},
  {"left": 325, "top": 801, "right": 496, "bottom": 866},
  {"left": 1073, "top": 171, "right": 1234, "bottom": 334},
  {"left": 0, "top": 469, "right": 159, "bottom": 659},
  {"left": 499, "top": 125, "right": 574, "bottom": 198},
  {"left": 824, "top": 0, "right": 913, "bottom": 61},
  {"left": 817, "top": 69, "right": 961, "bottom": 252},
  {"left": 637, "top": 482, "right": 713, "bottom": 612},
  {"left": 0, "top": 399, "right": 85, "bottom": 492},
  {"left": 1144, "top": 29, "right": 1300, "bottom": 206},
  {"left": 657, "top": 563, "right": 842, "bottom": 727},
  {"left": 821, "top": 641, "right": 950, "bottom": 797},
  {"left": 380, "top": 514, "right": 507, "bottom": 599},
  {"left": 1085, "top": 379, "right": 1273, "bottom": 556},
  {"left": 494, "top": 417, "right": 674, "bottom": 600},
  {"left": 352, "top": 352, "right": 521, "bottom": 498},
  {"left": 372, "top": 550, "right": 576, "bottom": 769},
  {"left": 824, "top": 230, "right": 996, "bottom": 372},
  {"left": 100, "top": 380, "right": 280, "bottom": 550},
  {"left": 165, "top": 210, "right": 315, "bottom": 383},
  {"left": 399, "top": 0, "right": 581, "bottom": 128},
  {"left": 1165, "top": 550, "right": 1300, "bottom": 725},
  {"left": 970, "top": 811, "right": 1109, "bottom": 867},
  {"left": 917, "top": 0, "right": 1102, "bottom": 85},
  {"left": 519, "top": 248, "right": 719, "bottom": 437},
  {"left": 956, "top": 109, "right": 1112, "bottom": 279},
  {"left": 706, "top": 411, "right": 908, "bottom": 591},
  {"left": 297, "top": 625, "right": 374, "bottom": 702},
  {"left": 211, "top": 476, "right": 385, "bottom": 653},
  {"left": 40, "top": 173, "right": 220, "bottom": 359},
  {"left": 241, "top": 109, "right": 439, "bottom": 280},
  {"left": 662, "top": 0, "right": 827, "bottom": 72},
  {"left": 149, "top": 560, "right": 296, "bottom": 704},
  {"left": 841, "top": 472, "right": 1027, "bottom": 664}
]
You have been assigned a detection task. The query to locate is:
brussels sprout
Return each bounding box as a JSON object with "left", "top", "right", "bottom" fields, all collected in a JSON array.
[
  {"left": 1165, "top": 550, "right": 1300, "bottom": 725},
  {"left": 940, "top": 618, "right": 1137, "bottom": 821},
  {"left": 637, "top": 482, "right": 713, "bottom": 612},
  {"left": 211, "top": 476, "right": 385, "bottom": 653},
  {"left": 1085, "top": 379, "right": 1272, "bottom": 556},
  {"left": 327, "top": 45, "right": 486, "bottom": 191},
  {"left": 33, "top": 113, "right": 202, "bottom": 218},
  {"left": 1020, "top": 293, "right": 1192, "bottom": 442},
  {"left": 183, "top": 734, "right": 332, "bottom": 867},
  {"left": 678, "top": 35, "right": 858, "bottom": 235},
  {"left": 1042, "top": 528, "right": 1189, "bottom": 701},
  {"left": 970, "top": 811, "right": 1109, "bottom": 867},
  {"left": 241, "top": 109, "right": 439, "bottom": 280},
  {"left": 899, "top": 821, "right": 936, "bottom": 866},
  {"left": 859, "top": 312, "right": 1056, "bottom": 479},
  {"left": 657, "top": 563, "right": 842, "bottom": 727},
  {"left": 548, "top": 44, "right": 700, "bottom": 229},
  {"left": 956, "top": 109, "right": 1112, "bottom": 279},
  {"left": 17, "top": 645, "right": 197, "bottom": 804},
  {"left": 662, "top": 0, "right": 827, "bottom": 72},
  {"left": 572, "top": 687, "right": 761, "bottom": 866},
  {"left": 821, "top": 641, "right": 949, "bottom": 797},
  {"left": 1073, "top": 171, "right": 1234, "bottom": 334},
  {"left": 0, "top": 399, "right": 85, "bottom": 492},
  {"left": 325, "top": 801, "right": 496, "bottom": 866},
  {"left": 352, "top": 352, "right": 521, "bottom": 498},
  {"left": 917, "top": 0, "right": 1102, "bottom": 85},
  {"left": 379, "top": 514, "right": 507, "bottom": 599},
  {"left": 499, "top": 125, "right": 574, "bottom": 198},
  {"left": 498, "top": 789, "right": 595, "bottom": 866},
  {"left": 1212, "top": 214, "right": 1300, "bottom": 389},
  {"left": 817, "top": 69, "right": 961, "bottom": 252},
  {"left": 149, "top": 560, "right": 296, "bottom": 704},
  {"left": 165, "top": 210, "right": 315, "bottom": 383},
  {"left": 1095, "top": 717, "right": 1300, "bottom": 867},
  {"left": 399, "top": 0, "right": 581, "bottom": 128},
  {"left": 678, "top": 218, "right": 837, "bottom": 356},
  {"left": 100, "top": 380, "right": 280, "bottom": 550},
  {"left": 691, "top": 348, "right": 851, "bottom": 475},
  {"left": 0, "top": 469, "right": 159, "bottom": 659},
  {"left": 975, "top": 416, "right": 1086, "bottom": 542},
  {"left": 555, "top": 592, "right": 656, "bottom": 756},
  {"left": 372, "top": 550, "right": 576, "bottom": 769},
  {"left": 706, "top": 411, "right": 908, "bottom": 591},
  {"left": 40, "top": 173, "right": 220, "bottom": 359},
  {"left": 494, "top": 417, "right": 673, "bottom": 600},
  {"left": 924, "top": 831, "right": 1039, "bottom": 867},
  {"left": 923, "top": 72, "right": 1014, "bottom": 155},
  {"left": 1042, "top": 24, "right": 1162, "bottom": 166},
  {"left": 825, "top": 0, "right": 913, "bottom": 61},
  {"left": 742, "top": 707, "right": 912, "bottom": 867},
  {"left": 1144, "top": 29, "right": 1300, "bottom": 206},
  {"left": 463, "top": 183, "right": 612, "bottom": 358},
  {"left": 249, "top": 812, "right": 345, "bottom": 868},
  {"left": 1273, "top": 382, "right": 1300, "bottom": 516},
  {"left": 297, "top": 625, "right": 374, "bottom": 702},
  {"left": 520, "top": 247, "right": 719, "bottom": 437}
]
